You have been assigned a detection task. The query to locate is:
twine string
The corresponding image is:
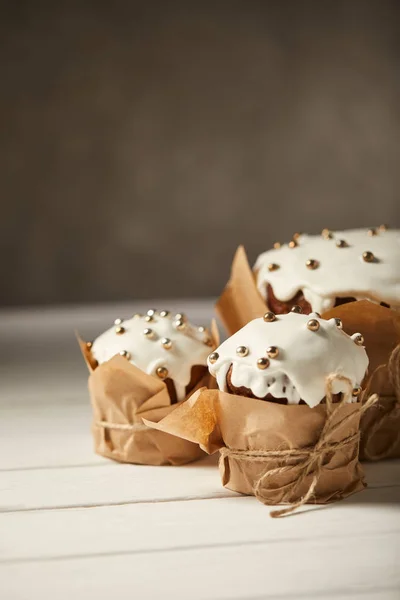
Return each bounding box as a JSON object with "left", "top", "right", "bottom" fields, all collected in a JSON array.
[
  {"left": 361, "top": 343, "right": 400, "bottom": 461},
  {"left": 95, "top": 420, "right": 149, "bottom": 432},
  {"left": 219, "top": 374, "right": 378, "bottom": 519}
]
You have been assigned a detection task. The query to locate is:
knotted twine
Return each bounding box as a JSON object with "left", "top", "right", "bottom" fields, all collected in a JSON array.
[
  {"left": 219, "top": 374, "right": 378, "bottom": 518},
  {"left": 361, "top": 343, "right": 400, "bottom": 461}
]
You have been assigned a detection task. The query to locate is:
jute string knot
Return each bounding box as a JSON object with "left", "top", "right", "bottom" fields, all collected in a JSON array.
[
  {"left": 361, "top": 343, "right": 400, "bottom": 461},
  {"left": 219, "top": 374, "right": 378, "bottom": 518}
]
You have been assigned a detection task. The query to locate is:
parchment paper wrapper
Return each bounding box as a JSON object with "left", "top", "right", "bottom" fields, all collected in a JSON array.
[
  {"left": 78, "top": 337, "right": 217, "bottom": 466},
  {"left": 216, "top": 246, "right": 400, "bottom": 460},
  {"left": 145, "top": 387, "right": 368, "bottom": 511}
]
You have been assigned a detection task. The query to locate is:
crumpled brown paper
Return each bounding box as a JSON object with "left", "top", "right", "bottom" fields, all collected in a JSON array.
[
  {"left": 145, "top": 384, "right": 373, "bottom": 514},
  {"left": 216, "top": 245, "right": 400, "bottom": 460},
  {"left": 78, "top": 328, "right": 218, "bottom": 466}
]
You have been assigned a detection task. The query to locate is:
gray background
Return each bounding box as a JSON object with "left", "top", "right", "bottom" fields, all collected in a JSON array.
[{"left": 1, "top": 0, "right": 399, "bottom": 307}]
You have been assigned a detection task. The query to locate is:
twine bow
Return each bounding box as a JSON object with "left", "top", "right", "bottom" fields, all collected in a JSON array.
[
  {"left": 361, "top": 343, "right": 400, "bottom": 461},
  {"left": 219, "top": 374, "right": 378, "bottom": 518}
]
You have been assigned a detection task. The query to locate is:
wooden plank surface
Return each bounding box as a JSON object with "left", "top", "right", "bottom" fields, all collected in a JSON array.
[{"left": 1, "top": 302, "right": 399, "bottom": 600}]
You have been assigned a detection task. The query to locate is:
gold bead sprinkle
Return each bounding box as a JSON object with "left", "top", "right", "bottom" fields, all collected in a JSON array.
[
  {"left": 306, "top": 259, "right": 319, "bottom": 270},
  {"left": 236, "top": 345, "right": 249, "bottom": 357},
  {"left": 362, "top": 251, "right": 375, "bottom": 263},
  {"left": 161, "top": 337, "right": 172, "bottom": 350},
  {"left": 156, "top": 366, "right": 169, "bottom": 380},
  {"left": 114, "top": 318, "right": 123, "bottom": 325},
  {"left": 198, "top": 326, "right": 206, "bottom": 333},
  {"left": 273, "top": 242, "right": 281, "bottom": 249},
  {"left": 175, "top": 313, "right": 187, "bottom": 322},
  {"left": 321, "top": 228, "right": 333, "bottom": 239},
  {"left": 208, "top": 352, "right": 219, "bottom": 364},
  {"left": 352, "top": 385, "right": 362, "bottom": 397},
  {"left": 268, "top": 263, "right": 280, "bottom": 272},
  {"left": 86, "top": 341, "right": 93, "bottom": 349},
  {"left": 353, "top": 334, "right": 364, "bottom": 346},
  {"left": 293, "top": 232, "right": 302, "bottom": 240},
  {"left": 307, "top": 319, "right": 320, "bottom": 331},
  {"left": 132, "top": 313, "right": 142, "bottom": 318},
  {"left": 290, "top": 305, "right": 302, "bottom": 313},
  {"left": 334, "top": 318, "right": 343, "bottom": 329},
  {"left": 174, "top": 319, "right": 186, "bottom": 331},
  {"left": 368, "top": 228, "right": 377, "bottom": 236},
  {"left": 288, "top": 240, "right": 298, "bottom": 249},
  {"left": 159, "top": 310, "right": 170, "bottom": 318},
  {"left": 267, "top": 346, "right": 279, "bottom": 359},
  {"left": 143, "top": 328, "right": 155, "bottom": 339},
  {"left": 263, "top": 312, "right": 276, "bottom": 322},
  {"left": 147, "top": 309, "right": 156, "bottom": 317},
  {"left": 336, "top": 239, "right": 348, "bottom": 248},
  {"left": 115, "top": 326, "right": 125, "bottom": 335},
  {"left": 257, "top": 357, "right": 270, "bottom": 370},
  {"left": 379, "top": 224, "right": 388, "bottom": 231},
  {"left": 119, "top": 350, "right": 131, "bottom": 360},
  {"left": 145, "top": 315, "right": 154, "bottom": 322}
]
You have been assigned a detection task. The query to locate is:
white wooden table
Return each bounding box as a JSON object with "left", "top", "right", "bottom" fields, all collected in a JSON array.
[{"left": 1, "top": 301, "right": 400, "bottom": 600}]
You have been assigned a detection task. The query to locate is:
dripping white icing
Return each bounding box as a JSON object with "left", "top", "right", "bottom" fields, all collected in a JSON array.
[
  {"left": 91, "top": 311, "right": 212, "bottom": 401},
  {"left": 255, "top": 228, "right": 400, "bottom": 313},
  {"left": 208, "top": 312, "right": 369, "bottom": 408}
]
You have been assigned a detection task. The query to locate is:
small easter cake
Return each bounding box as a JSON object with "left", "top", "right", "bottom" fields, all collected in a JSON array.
[
  {"left": 207, "top": 310, "right": 369, "bottom": 407},
  {"left": 91, "top": 310, "right": 213, "bottom": 403},
  {"left": 254, "top": 226, "right": 400, "bottom": 314}
]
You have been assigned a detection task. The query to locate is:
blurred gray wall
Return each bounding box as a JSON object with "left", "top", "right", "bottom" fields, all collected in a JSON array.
[{"left": 1, "top": 0, "right": 399, "bottom": 306}]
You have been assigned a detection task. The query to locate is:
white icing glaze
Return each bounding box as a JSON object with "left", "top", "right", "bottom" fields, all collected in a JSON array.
[
  {"left": 91, "top": 311, "right": 212, "bottom": 401},
  {"left": 255, "top": 228, "right": 400, "bottom": 313},
  {"left": 208, "top": 312, "right": 369, "bottom": 408}
]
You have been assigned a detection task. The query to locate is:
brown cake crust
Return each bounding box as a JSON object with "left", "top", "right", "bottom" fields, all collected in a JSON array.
[
  {"left": 166, "top": 364, "right": 208, "bottom": 404},
  {"left": 226, "top": 364, "right": 341, "bottom": 405}
]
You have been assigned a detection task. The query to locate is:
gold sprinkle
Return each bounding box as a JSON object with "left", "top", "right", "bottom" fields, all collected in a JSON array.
[
  {"left": 288, "top": 240, "right": 298, "bottom": 249},
  {"left": 208, "top": 352, "right": 219, "bottom": 364},
  {"left": 143, "top": 328, "right": 155, "bottom": 339},
  {"left": 174, "top": 319, "right": 186, "bottom": 331},
  {"left": 334, "top": 318, "right": 343, "bottom": 329},
  {"left": 352, "top": 386, "right": 362, "bottom": 397},
  {"left": 353, "top": 334, "right": 364, "bottom": 346},
  {"left": 268, "top": 263, "right": 280, "bottom": 272},
  {"left": 267, "top": 346, "right": 279, "bottom": 359},
  {"left": 306, "top": 259, "right": 319, "bottom": 270},
  {"left": 273, "top": 242, "right": 281, "bottom": 249},
  {"left": 307, "top": 319, "right": 320, "bottom": 331},
  {"left": 257, "top": 357, "right": 270, "bottom": 370},
  {"left": 336, "top": 239, "right": 348, "bottom": 248},
  {"left": 290, "top": 305, "right": 302, "bottom": 314},
  {"left": 362, "top": 251, "right": 375, "bottom": 263},
  {"left": 379, "top": 224, "right": 388, "bottom": 232},
  {"left": 119, "top": 350, "right": 131, "bottom": 360},
  {"left": 159, "top": 310, "right": 170, "bottom": 318},
  {"left": 263, "top": 312, "right": 276, "bottom": 322},
  {"left": 115, "top": 326, "right": 125, "bottom": 335},
  {"left": 147, "top": 309, "right": 156, "bottom": 317},
  {"left": 114, "top": 318, "right": 123, "bottom": 325},
  {"left": 86, "top": 341, "right": 93, "bottom": 349},
  {"left": 175, "top": 313, "right": 186, "bottom": 322},
  {"left": 236, "top": 345, "right": 249, "bottom": 357},
  {"left": 198, "top": 326, "right": 206, "bottom": 333},
  {"left": 145, "top": 315, "right": 154, "bottom": 322},
  {"left": 132, "top": 313, "right": 142, "bottom": 318},
  {"left": 321, "top": 228, "right": 333, "bottom": 239},
  {"left": 368, "top": 228, "right": 377, "bottom": 237},
  {"left": 161, "top": 337, "right": 172, "bottom": 350},
  {"left": 156, "top": 366, "right": 169, "bottom": 380},
  {"left": 293, "top": 232, "right": 302, "bottom": 240}
]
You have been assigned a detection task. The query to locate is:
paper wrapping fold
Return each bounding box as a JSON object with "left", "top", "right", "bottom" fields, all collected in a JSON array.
[
  {"left": 78, "top": 335, "right": 218, "bottom": 466},
  {"left": 145, "top": 386, "right": 369, "bottom": 512},
  {"left": 216, "top": 246, "right": 400, "bottom": 460}
]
